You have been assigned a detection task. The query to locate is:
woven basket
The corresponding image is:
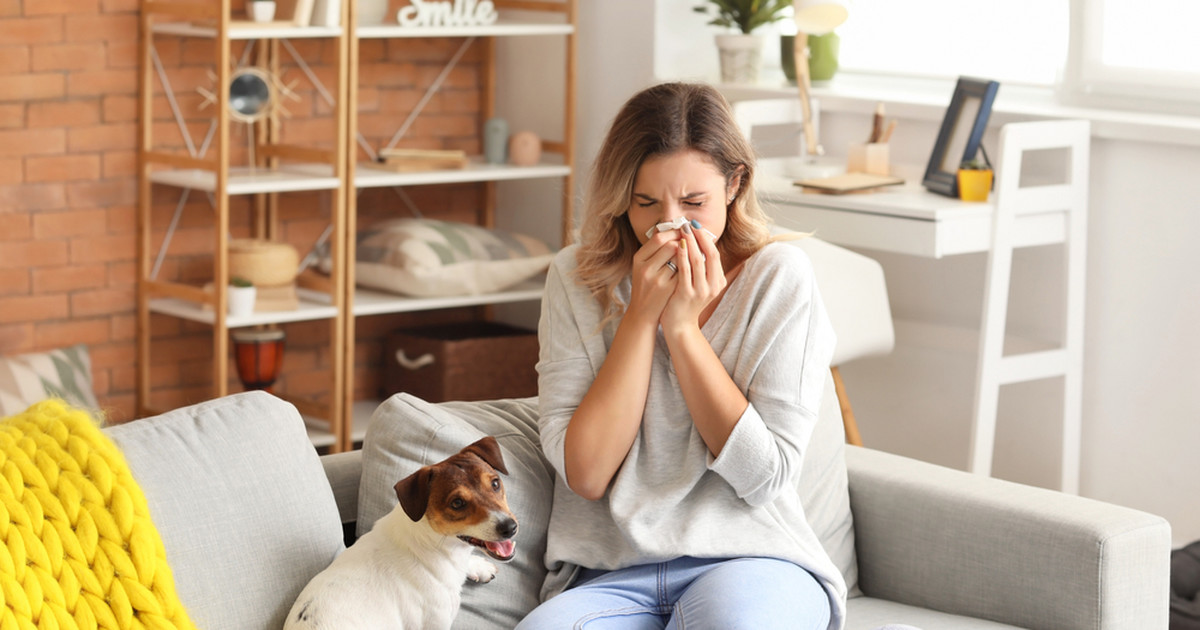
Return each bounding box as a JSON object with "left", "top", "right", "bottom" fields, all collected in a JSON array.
[
  {"left": 228, "top": 239, "right": 299, "bottom": 288},
  {"left": 382, "top": 322, "right": 538, "bottom": 402}
]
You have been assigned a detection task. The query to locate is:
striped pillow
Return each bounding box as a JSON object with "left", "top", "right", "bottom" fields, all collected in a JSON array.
[
  {"left": 0, "top": 344, "right": 101, "bottom": 419},
  {"left": 344, "top": 219, "right": 555, "bottom": 298}
]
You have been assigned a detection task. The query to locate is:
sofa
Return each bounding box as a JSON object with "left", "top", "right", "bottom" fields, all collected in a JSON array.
[{"left": 94, "top": 387, "right": 1169, "bottom": 630}]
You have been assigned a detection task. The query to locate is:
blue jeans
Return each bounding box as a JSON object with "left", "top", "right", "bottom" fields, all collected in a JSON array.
[{"left": 516, "top": 556, "right": 831, "bottom": 630}]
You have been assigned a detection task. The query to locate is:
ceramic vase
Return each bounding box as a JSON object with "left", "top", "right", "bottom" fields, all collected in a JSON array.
[
  {"left": 358, "top": 0, "right": 389, "bottom": 25},
  {"left": 715, "top": 33, "right": 762, "bottom": 84},
  {"left": 484, "top": 117, "right": 509, "bottom": 164},
  {"left": 248, "top": 1, "right": 276, "bottom": 22},
  {"left": 781, "top": 32, "right": 841, "bottom": 84}
]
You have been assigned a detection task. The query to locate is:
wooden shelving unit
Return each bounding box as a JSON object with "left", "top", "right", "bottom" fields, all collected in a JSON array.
[
  {"left": 137, "top": 1, "right": 576, "bottom": 452},
  {"left": 338, "top": 1, "right": 577, "bottom": 451},
  {"left": 136, "top": 0, "right": 351, "bottom": 447}
]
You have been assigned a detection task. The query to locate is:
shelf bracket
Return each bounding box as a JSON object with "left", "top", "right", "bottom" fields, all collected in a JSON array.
[{"left": 382, "top": 36, "right": 477, "bottom": 152}]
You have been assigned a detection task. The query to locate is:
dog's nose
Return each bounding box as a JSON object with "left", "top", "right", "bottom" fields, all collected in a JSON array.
[{"left": 497, "top": 517, "right": 518, "bottom": 539}]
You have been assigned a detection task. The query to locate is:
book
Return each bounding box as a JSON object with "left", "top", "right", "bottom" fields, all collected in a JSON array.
[
  {"left": 795, "top": 172, "right": 904, "bottom": 195},
  {"left": 310, "top": 0, "right": 340, "bottom": 26},
  {"left": 371, "top": 148, "right": 469, "bottom": 172},
  {"left": 367, "top": 148, "right": 470, "bottom": 171},
  {"left": 291, "top": 0, "right": 315, "bottom": 26}
]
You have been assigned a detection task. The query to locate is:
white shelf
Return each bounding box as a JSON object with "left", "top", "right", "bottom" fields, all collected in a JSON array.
[
  {"left": 152, "top": 22, "right": 343, "bottom": 40},
  {"left": 148, "top": 164, "right": 340, "bottom": 195},
  {"left": 355, "top": 159, "right": 569, "bottom": 188},
  {"left": 356, "top": 22, "right": 573, "bottom": 39},
  {"left": 149, "top": 288, "right": 337, "bottom": 328},
  {"left": 351, "top": 279, "right": 544, "bottom": 317},
  {"left": 304, "top": 399, "right": 378, "bottom": 448}
]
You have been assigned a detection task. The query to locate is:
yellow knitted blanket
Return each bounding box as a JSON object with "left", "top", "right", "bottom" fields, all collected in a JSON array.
[{"left": 0, "top": 399, "right": 195, "bottom": 630}]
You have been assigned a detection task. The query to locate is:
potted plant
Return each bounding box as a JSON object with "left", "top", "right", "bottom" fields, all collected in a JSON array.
[
  {"left": 694, "top": 0, "right": 792, "bottom": 84},
  {"left": 957, "top": 158, "right": 994, "bottom": 202},
  {"left": 228, "top": 276, "right": 257, "bottom": 318},
  {"left": 247, "top": 0, "right": 277, "bottom": 23}
]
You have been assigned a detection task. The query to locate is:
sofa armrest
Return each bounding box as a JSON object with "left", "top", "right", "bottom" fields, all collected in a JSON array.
[
  {"left": 321, "top": 450, "right": 362, "bottom": 526},
  {"left": 846, "top": 446, "right": 1170, "bottom": 630}
]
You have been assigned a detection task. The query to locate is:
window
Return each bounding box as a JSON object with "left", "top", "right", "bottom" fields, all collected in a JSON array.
[
  {"left": 833, "top": 0, "right": 1068, "bottom": 87},
  {"left": 1063, "top": 0, "right": 1200, "bottom": 113},
  {"left": 830, "top": 0, "right": 1200, "bottom": 114}
]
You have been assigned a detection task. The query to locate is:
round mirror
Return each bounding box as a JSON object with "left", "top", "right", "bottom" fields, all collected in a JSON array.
[{"left": 228, "top": 69, "right": 273, "bottom": 122}]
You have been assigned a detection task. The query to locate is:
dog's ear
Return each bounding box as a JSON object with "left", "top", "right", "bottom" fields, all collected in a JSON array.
[
  {"left": 464, "top": 436, "right": 508, "bottom": 475},
  {"left": 393, "top": 467, "right": 433, "bottom": 522}
]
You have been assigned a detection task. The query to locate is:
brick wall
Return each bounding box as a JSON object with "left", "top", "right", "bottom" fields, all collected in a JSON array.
[{"left": 1, "top": 1, "right": 486, "bottom": 421}]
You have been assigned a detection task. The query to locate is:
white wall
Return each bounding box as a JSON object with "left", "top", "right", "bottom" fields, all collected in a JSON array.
[{"left": 504, "top": 2, "right": 1200, "bottom": 545}]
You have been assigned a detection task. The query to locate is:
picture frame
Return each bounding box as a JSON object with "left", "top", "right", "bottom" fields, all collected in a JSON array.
[{"left": 922, "top": 76, "right": 1000, "bottom": 197}]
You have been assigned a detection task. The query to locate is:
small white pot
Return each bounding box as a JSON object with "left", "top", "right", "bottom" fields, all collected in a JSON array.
[
  {"left": 228, "top": 285, "right": 257, "bottom": 318},
  {"left": 715, "top": 33, "right": 763, "bottom": 84},
  {"left": 358, "top": 0, "right": 389, "bottom": 25},
  {"left": 248, "top": 1, "right": 276, "bottom": 22}
]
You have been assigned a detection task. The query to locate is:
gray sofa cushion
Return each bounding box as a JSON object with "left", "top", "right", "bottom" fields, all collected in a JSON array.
[
  {"left": 105, "top": 391, "right": 345, "bottom": 630},
  {"left": 847, "top": 597, "right": 1021, "bottom": 630},
  {"left": 358, "top": 394, "right": 554, "bottom": 629}
]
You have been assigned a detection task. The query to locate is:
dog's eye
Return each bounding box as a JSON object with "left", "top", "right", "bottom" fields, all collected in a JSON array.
[
  {"left": 491, "top": 478, "right": 500, "bottom": 491},
  {"left": 450, "top": 498, "right": 466, "bottom": 510}
]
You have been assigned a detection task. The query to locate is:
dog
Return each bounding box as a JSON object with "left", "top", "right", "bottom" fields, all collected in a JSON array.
[{"left": 284, "top": 436, "right": 518, "bottom": 630}]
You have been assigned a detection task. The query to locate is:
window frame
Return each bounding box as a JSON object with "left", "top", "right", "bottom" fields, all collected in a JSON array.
[{"left": 1059, "top": 0, "right": 1200, "bottom": 115}]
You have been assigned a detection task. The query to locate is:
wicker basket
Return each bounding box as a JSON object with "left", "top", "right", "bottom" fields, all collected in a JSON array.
[
  {"left": 228, "top": 239, "right": 299, "bottom": 287},
  {"left": 382, "top": 322, "right": 538, "bottom": 402}
]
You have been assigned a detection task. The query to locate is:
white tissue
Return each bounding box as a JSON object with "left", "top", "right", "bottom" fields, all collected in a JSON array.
[{"left": 644, "top": 217, "right": 689, "bottom": 239}]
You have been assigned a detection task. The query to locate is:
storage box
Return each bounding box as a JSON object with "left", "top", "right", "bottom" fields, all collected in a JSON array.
[{"left": 382, "top": 322, "right": 539, "bottom": 402}]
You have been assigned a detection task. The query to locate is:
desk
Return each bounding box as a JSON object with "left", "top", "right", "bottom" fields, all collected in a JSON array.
[
  {"left": 756, "top": 162, "right": 1067, "bottom": 258},
  {"left": 755, "top": 133, "right": 1089, "bottom": 496}
]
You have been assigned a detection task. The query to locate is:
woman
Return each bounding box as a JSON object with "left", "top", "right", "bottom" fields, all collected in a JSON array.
[{"left": 519, "top": 82, "right": 845, "bottom": 630}]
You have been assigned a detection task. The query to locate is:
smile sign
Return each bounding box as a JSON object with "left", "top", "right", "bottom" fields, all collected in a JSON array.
[{"left": 397, "top": 0, "right": 499, "bottom": 27}]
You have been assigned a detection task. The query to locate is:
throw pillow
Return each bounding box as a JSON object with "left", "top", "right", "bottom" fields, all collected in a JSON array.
[
  {"left": 358, "top": 394, "right": 554, "bottom": 629},
  {"left": 323, "top": 218, "right": 555, "bottom": 298},
  {"left": 105, "top": 391, "right": 346, "bottom": 630},
  {"left": 0, "top": 344, "right": 100, "bottom": 419},
  {"left": 0, "top": 399, "right": 196, "bottom": 629}
]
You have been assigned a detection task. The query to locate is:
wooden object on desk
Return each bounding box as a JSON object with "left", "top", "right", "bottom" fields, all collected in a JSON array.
[
  {"left": 797, "top": 172, "right": 903, "bottom": 195},
  {"left": 847, "top": 142, "right": 890, "bottom": 176}
]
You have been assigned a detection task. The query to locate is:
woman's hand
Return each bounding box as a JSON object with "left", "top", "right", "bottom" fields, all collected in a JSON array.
[
  {"left": 628, "top": 231, "right": 683, "bottom": 326},
  {"left": 661, "top": 221, "right": 725, "bottom": 335}
]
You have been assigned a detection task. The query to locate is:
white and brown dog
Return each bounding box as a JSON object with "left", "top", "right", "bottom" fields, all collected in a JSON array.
[{"left": 284, "top": 436, "right": 518, "bottom": 630}]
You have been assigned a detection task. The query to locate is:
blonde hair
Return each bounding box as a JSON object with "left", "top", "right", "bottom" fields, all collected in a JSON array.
[{"left": 574, "top": 82, "right": 772, "bottom": 324}]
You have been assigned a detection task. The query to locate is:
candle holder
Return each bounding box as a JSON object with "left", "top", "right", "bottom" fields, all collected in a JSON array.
[{"left": 231, "top": 328, "right": 285, "bottom": 392}]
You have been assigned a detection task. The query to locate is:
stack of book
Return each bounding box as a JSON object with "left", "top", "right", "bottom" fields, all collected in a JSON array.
[{"left": 368, "top": 148, "right": 469, "bottom": 172}]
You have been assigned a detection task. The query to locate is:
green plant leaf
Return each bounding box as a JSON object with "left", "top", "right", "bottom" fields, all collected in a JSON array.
[{"left": 696, "top": 0, "right": 790, "bottom": 33}]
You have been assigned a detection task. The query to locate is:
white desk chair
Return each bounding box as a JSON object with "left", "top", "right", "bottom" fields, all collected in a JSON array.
[
  {"left": 789, "top": 235, "right": 896, "bottom": 446},
  {"left": 970, "top": 119, "right": 1090, "bottom": 493},
  {"left": 732, "top": 98, "right": 809, "bottom": 159}
]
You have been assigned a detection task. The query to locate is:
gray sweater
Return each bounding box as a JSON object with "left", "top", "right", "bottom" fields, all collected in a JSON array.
[{"left": 535, "top": 241, "right": 846, "bottom": 629}]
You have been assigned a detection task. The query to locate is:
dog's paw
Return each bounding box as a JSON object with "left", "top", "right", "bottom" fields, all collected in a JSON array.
[{"left": 466, "top": 556, "right": 498, "bottom": 583}]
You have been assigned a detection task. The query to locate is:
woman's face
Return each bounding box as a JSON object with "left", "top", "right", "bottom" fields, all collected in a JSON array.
[{"left": 628, "top": 149, "right": 737, "bottom": 246}]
